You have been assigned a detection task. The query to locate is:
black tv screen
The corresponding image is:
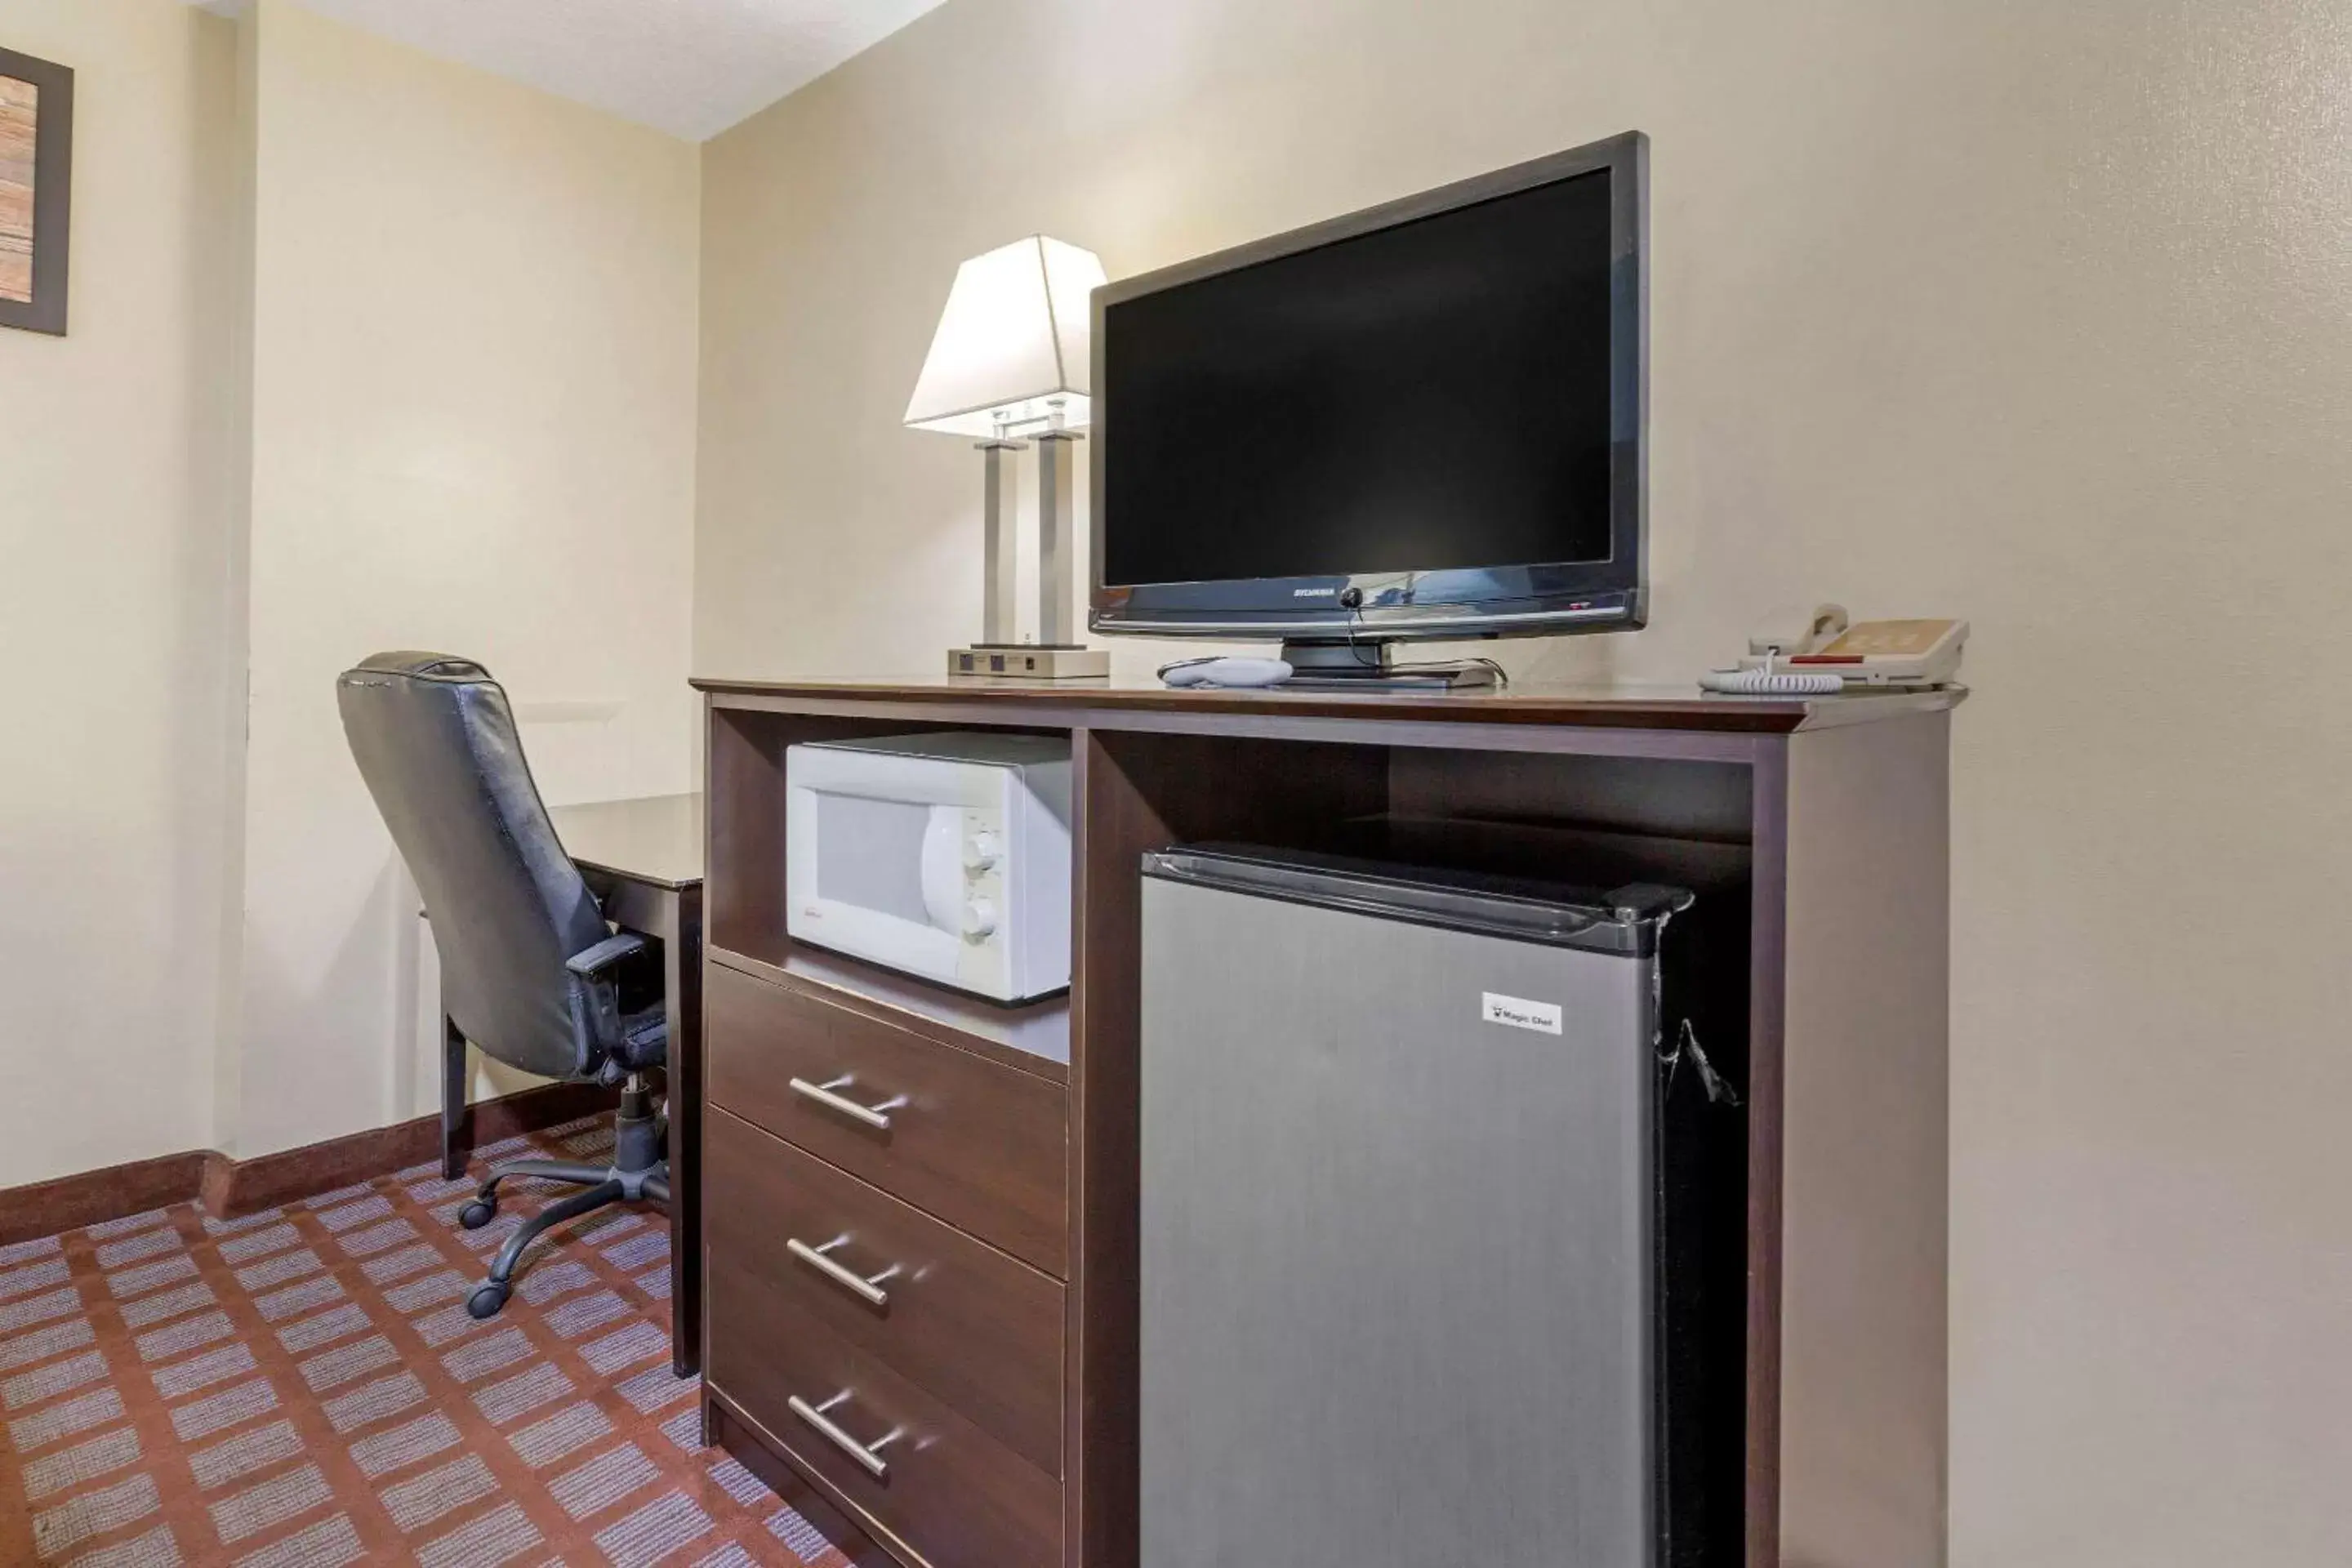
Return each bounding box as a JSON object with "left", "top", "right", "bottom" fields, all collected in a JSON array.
[{"left": 1098, "top": 154, "right": 1627, "bottom": 603}]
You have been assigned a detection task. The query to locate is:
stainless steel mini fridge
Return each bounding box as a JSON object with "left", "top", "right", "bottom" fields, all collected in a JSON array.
[{"left": 1138, "top": 843, "right": 1707, "bottom": 1568}]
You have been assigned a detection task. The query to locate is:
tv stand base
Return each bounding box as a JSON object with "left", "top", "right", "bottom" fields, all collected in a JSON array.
[{"left": 1279, "top": 640, "right": 1501, "bottom": 691}]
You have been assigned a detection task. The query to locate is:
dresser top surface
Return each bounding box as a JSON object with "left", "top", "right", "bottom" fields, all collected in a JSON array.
[{"left": 691, "top": 670, "right": 1964, "bottom": 733}]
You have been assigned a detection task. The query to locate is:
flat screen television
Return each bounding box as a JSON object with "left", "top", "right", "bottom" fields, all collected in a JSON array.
[{"left": 1089, "top": 131, "right": 1646, "bottom": 684}]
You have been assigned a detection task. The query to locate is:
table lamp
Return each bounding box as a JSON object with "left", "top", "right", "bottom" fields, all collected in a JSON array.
[{"left": 906, "top": 235, "right": 1111, "bottom": 680}]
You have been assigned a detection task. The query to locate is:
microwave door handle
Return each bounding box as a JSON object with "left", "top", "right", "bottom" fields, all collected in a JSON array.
[{"left": 920, "top": 804, "right": 962, "bottom": 933}]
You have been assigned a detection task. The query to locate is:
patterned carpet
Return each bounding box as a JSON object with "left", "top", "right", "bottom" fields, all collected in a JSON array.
[{"left": 0, "top": 1118, "right": 854, "bottom": 1567}]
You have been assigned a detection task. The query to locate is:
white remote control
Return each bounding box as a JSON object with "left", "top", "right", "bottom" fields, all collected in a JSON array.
[{"left": 1160, "top": 657, "right": 1294, "bottom": 689}]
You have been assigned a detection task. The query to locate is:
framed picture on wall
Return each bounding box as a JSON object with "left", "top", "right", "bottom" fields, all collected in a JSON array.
[{"left": 1, "top": 45, "right": 73, "bottom": 336}]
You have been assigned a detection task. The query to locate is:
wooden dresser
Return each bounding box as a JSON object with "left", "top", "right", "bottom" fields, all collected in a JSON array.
[
  {"left": 702, "top": 947, "right": 1069, "bottom": 1566},
  {"left": 690, "top": 673, "right": 1960, "bottom": 1568}
]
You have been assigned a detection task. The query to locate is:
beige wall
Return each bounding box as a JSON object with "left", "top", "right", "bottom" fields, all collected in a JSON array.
[
  {"left": 231, "top": 0, "right": 702, "bottom": 1158},
  {"left": 0, "top": 0, "right": 245, "bottom": 1188},
  {"left": 696, "top": 1, "right": 2352, "bottom": 1563},
  {"left": 0, "top": 0, "right": 699, "bottom": 1183}
]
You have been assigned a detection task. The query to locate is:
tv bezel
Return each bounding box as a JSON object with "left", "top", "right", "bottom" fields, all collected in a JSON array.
[{"left": 1089, "top": 130, "right": 1648, "bottom": 645}]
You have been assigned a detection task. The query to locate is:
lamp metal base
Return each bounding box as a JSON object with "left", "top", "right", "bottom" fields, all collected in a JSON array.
[{"left": 948, "top": 644, "right": 1111, "bottom": 681}]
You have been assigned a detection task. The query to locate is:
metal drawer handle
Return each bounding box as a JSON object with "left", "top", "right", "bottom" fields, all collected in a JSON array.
[
  {"left": 787, "top": 1391, "right": 902, "bottom": 1480},
  {"left": 786, "top": 1236, "right": 902, "bottom": 1308},
  {"left": 789, "top": 1075, "right": 908, "bottom": 1131}
]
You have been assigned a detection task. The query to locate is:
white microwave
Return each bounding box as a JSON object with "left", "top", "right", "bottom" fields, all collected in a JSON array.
[{"left": 786, "top": 733, "right": 1072, "bottom": 1003}]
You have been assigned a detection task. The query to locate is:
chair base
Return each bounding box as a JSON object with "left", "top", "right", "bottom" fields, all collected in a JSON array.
[{"left": 460, "top": 1077, "right": 668, "bottom": 1320}]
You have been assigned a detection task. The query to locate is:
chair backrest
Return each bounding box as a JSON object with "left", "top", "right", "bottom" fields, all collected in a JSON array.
[{"left": 336, "top": 653, "right": 605, "bottom": 1080}]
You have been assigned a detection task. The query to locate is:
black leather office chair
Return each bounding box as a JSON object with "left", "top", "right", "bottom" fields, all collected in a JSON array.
[{"left": 336, "top": 652, "right": 669, "bottom": 1321}]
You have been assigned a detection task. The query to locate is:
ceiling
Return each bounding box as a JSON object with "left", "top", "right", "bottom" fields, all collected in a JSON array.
[{"left": 204, "top": 0, "right": 951, "bottom": 141}]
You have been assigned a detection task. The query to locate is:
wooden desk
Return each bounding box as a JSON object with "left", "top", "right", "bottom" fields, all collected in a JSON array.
[
  {"left": 689, "top": 674, "right": 1957, "bottom": 1568},
  {"left": 439, "top": 792, "right": 706, "bottom": 1378}
]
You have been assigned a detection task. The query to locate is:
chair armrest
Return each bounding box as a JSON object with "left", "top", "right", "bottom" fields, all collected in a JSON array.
[{"left": 566, "top": 931, "right": 647, "bottom": 978}]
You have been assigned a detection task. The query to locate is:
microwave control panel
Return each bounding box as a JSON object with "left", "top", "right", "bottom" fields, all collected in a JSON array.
[{"left": 961, "top": 808, "right": 1004, "bottom": 941}]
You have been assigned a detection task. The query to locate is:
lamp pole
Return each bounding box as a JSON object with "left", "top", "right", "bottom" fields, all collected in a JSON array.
[
  {"left": 1035, "top": 427, "right": 1081, "bottom": 646},
  {"left": 978, "top": 416, "right": 1025, "bottom": 645}
]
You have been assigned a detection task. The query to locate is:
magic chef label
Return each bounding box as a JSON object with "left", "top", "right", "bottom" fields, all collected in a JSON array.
[{"left": 1481, "top": 991, "right": 1563, "bottom": 1036}]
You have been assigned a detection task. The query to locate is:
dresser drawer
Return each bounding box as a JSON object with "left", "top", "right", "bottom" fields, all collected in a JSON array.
[
  {"left": 707, "top": 962, "right": 1068, "bottom": 1276},
  {"left": 706, "top": 1107, "right": 1063, "bottom": 1475},
  {"left": 710, "top": 1241, "right": 1061, "bottom": 1568}
]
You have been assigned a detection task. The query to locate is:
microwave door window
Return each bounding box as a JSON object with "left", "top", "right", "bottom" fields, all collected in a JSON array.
[{"left": 815, "top": 793, "right": 936, "bottom": 926}]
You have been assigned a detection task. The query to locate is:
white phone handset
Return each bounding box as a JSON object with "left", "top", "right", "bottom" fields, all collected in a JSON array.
[{"left": 1748, "top": 603, "right": 1850, "bottom": 659}]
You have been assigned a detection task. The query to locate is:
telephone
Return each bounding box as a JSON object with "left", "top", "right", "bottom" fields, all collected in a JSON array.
[{"left": 1701, "top": 604, "right": 1967, "bottom": 694}]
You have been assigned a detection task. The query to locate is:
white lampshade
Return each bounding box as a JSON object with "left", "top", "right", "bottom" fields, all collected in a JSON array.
[{"left": 904, "top": 235, "right": 1108, "bottom": 439}]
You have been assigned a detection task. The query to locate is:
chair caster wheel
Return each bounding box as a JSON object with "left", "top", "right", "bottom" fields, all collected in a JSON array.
[
  {"left": 459, "top": 1199, "right": 496, "bottom": 1230},
  {"left": 466, "top": 1282, "right": 510, "bottom": 1321}
]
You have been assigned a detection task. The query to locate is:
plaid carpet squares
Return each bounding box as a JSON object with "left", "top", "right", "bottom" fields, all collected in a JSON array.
[{"left": 0, "top": 1118, "right": 853, "bottom": 1567}]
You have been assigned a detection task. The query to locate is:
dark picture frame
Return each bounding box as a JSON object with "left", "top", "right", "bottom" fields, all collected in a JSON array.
[{"left": 0, "top": 45, "right": 73, "bottom": 336}]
